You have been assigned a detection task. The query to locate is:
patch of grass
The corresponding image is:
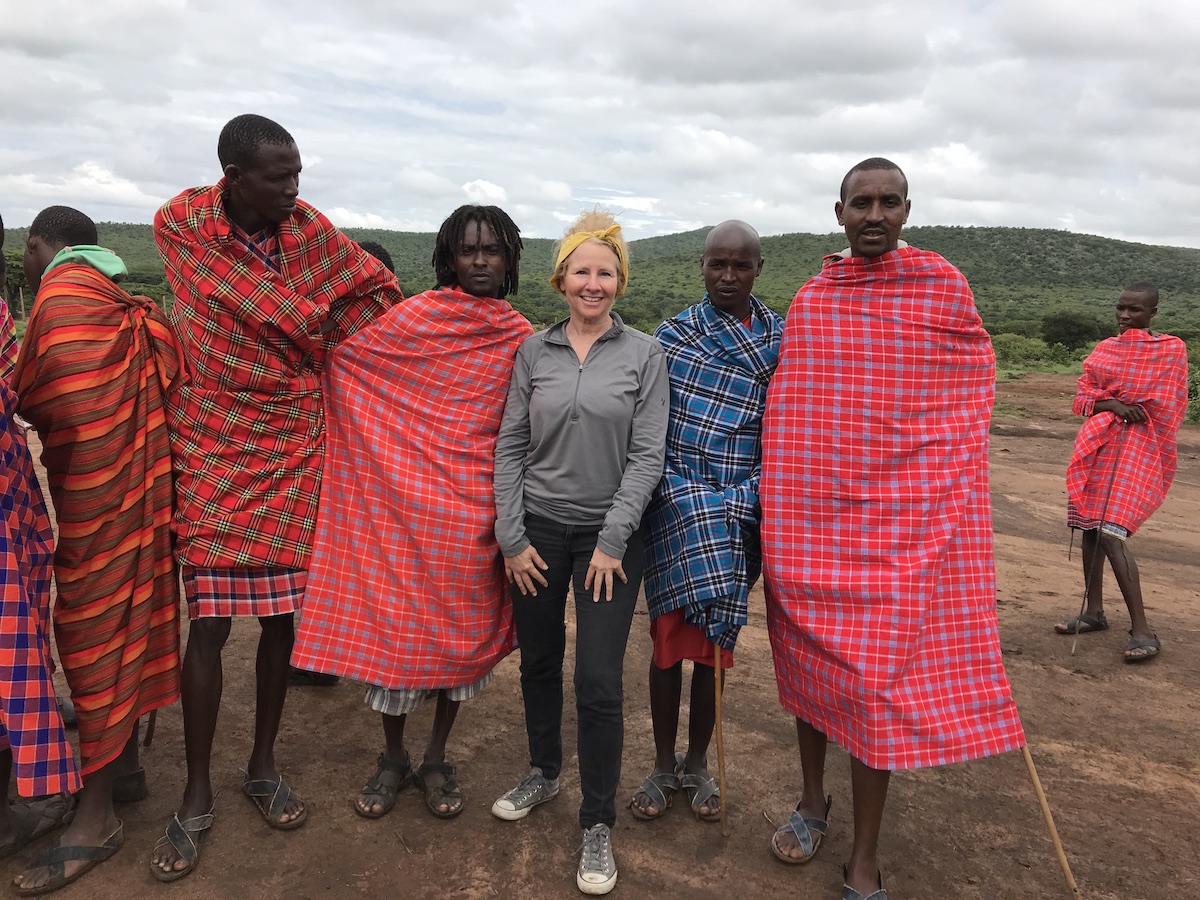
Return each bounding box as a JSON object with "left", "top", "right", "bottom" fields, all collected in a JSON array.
[{"left": 992, "top": 401, "right": 1027, "bottom": 419}]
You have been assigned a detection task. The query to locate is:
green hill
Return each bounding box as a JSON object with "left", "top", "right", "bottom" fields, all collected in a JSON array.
[{"left": 7, "top": 222, "right": 1200, "bottom": 339}]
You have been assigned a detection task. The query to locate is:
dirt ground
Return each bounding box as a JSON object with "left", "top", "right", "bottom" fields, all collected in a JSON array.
[{"left": 5, "top": 371, "right": 1198, "bottom": 899}]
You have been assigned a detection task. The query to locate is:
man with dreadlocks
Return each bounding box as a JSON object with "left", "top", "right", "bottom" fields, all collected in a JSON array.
[
  {"left": 292, "top": 205, "right": 532, "bottom": 822},
  {"left": 151, "top": 114, "right": 402, "bottom": 881}
]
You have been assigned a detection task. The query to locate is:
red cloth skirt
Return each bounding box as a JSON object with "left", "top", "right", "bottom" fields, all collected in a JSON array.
[{"left": 650, "top": 608, "right": 733, "bottom": 670}]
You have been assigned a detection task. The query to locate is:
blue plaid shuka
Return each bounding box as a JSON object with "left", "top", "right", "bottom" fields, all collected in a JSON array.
[{"left": 644, "top": 295, "right": 783, "bottom": 651}]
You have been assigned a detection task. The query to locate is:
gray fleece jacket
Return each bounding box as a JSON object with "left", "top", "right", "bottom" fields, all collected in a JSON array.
[{"left": 493, "top": 313, "right": 669, "bottom": 559}]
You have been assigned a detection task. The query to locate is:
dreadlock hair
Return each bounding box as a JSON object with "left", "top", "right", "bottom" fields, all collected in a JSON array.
[
  {"left": 217, "top": 114, "right": 296, "bottom": 170},
  {"left": 840, "top": 157, "right": 908, "bottom": 202},
  {"left": 29, "top": 205, "right": 98, "bottom": 248},
  {"left": 432, "top": 205, "right": 523, "bottom": 299},
  {"left": 358, "top": 241, "right": 395, "bottom": 273}
]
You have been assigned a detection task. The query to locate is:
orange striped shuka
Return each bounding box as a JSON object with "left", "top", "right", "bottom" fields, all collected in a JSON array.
[{"left": 14, "top": 261, "right": 183, "bottom": 776}]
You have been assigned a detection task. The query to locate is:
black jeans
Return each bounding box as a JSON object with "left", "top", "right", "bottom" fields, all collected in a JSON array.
[{"left": 512, "top": 513, "right": 644, "bottom": 830}]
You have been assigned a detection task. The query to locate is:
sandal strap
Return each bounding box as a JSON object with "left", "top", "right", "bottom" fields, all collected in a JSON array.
[
  {"left": 157, "top": 812, "right": 213, "bottom": 866},
  {"left": 375, "top": 752, "right": 411, "bottom": 774},
  {"left": 244, "top": 777, "right": 295, "bottom": 820},
  {"left": 417, "top": 761, "right": 457, "bottom": 779},
  {"left": 681, "top": 771, "right": 720, "bottom": 811},
  {"left": 636, "top": 770, "right": 681, "bottom": 809}
]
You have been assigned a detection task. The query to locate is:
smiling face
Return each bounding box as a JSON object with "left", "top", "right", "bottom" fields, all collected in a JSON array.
[
  {"left": 224, "top": 141, "right": 302, "bottom": 233},
  {"left": 453, "top": 219, "right": 507, "bottom": 299},
  {"left": 559, "top": 239, "right": 620, "bottom": 329},
  {"left": 702, "top": 224, "right": 763, "bottom": 318},
  {"left": 835, "top": 168, "right": 910, "bottom": 258},
  {"left": 1115, "top": 290, "right": 1157, "bottom": 333}
]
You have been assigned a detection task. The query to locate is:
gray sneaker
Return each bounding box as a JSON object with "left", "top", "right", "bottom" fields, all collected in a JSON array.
[
  {"left": 491, "top": 767, "right": 560, "bottom": 821},
  {"left": 576, "top": 823, "right": 617, "bottom": 895}
]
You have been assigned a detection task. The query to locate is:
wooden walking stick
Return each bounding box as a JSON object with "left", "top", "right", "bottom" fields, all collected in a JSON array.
[
  {"left": 712, "top": 641, "right": 731, "bottom": 836},
  {"left": 1021, "top": 745, "right": 1082, "bottom": 900}
]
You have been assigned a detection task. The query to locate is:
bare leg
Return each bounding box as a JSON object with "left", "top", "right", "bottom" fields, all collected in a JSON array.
[
  {"left": 419, "top": 691, "right": 462, "bottom": 816},
  {"left": 0, "top": 749, "right": 12, "bottom": 841},
  {"left": 245, "top": 613, "right": 303, "bottom": 824},
  {"left": 844, "top": 756, "right": 890, "bottom": 897},
  {"left": 356, "top": 712, "right": 409, "bottom": 816},
  {"left": 773, "top": 717, "right": 829, "bottom": 859},
  {"left": 682, "top": 661, "right": 720, "bottom": 817},
  {"left": 629, "top": 661, "right": 682, "bottom": 818},
  {"left": 13, "top": 759, "right": 121, "bottom": 890},
  {"left": 151, "top": 615, "right": 229, "bottom": 875},
  {"left": 1100, "top": 534, "right": 1156, "bottom": 651},
  {"left": 1080, "top": 529, "right": 1105, "bottom": 617}
]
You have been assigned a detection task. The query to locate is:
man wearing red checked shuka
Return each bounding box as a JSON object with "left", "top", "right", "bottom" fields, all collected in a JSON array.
[
  {"left": 151, "top": 114, "right": 402, "bottom": 882},
  {"left": 1054, "top": 283, "right": 1188, "bottom": 664},
  {"left": 761, "top": 158, "right": 1025, "bottom": 900}
]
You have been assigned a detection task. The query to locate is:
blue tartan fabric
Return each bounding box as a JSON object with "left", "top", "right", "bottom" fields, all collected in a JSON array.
[{"left": 643, "top": 296, "right": 783, "bottom": 651}]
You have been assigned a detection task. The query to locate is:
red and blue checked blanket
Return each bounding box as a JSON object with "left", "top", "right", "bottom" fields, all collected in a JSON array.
[
  {"left": 155, "top": 185, "right": 402, "bottom": 571},
  {"left": 0, "top": 369, "right": 81, "bottom": 797},
  {"left": 1066, "top": 330, "right": 1188, "bottom": 535},
  {"left": 293, "top": 288, "right": 533, "bottom": 689},
  {"left": 761, "top": 246, "right": 1025, "bottom": 771}
]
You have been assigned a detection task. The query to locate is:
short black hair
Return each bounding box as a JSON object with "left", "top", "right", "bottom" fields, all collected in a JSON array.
[
  {"left": 217, "top": 114, "right": 295, "bottom": 169},
  {"left": 358, "top": 241, "right": 395, "bottom": 273},
  {"left": 29, "top": 205, "right": 98, "bottom": 247},
  {"left": 840, "top": 157, "right": 908, "bottom": 203},
  {"left": 1124, "top": 281, "right": 1159, "bottom": 306},
  {"left": 432, "top": 205, "right": 522, "bottom": 299}
]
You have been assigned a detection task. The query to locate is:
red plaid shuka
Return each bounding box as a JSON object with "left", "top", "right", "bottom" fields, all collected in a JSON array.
[
  {"left": 1066, "top": 330, "right": 1188, "bottom": 535},
  {"left": 0, "top": 346, "right": 81, "bottom": 796},
  {"left": 14, "top": 262, "right": 182, "bottom": 776},
  {"left": 155, "top": 184, "right": 403, "bottom": 572},
  {"left": 292, "top": 288, "right": 533, "bottom": 689},
  {"left": 761, "top": 246, "right": 1025, "bottom": 771}
]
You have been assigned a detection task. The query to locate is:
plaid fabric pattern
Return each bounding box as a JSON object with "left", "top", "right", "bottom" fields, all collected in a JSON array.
[
  {"left": 1065, "top": 330, "right": 1188, "bottom": 536},
  {"left": 644, "top": 296, "right": 782, "bottom": 651},
  {"left": 14, "top": 262, "right": 182, "bottom": 775},
  {"left": 293, "top": 288, "right": 533, "bottom": 690},
  {"left": 365, "top": 672, "right": 493, "bottom": 717},
  {"left": 155, "top": 184, "right": 402, "bottom": 570},
  {"left": 761, "top": 246, "right": 1025, "bottom": 771},
  {"left": 0, "top": 300, "right": 17, "bottom": 383},
  {"left": 0, "top": 380, "right": 81, "bottom": 797},
  {"left": 182, "top": 566, "right": 306, "bottom": 620}
]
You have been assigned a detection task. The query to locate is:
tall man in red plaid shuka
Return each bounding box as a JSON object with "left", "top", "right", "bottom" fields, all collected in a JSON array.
[
  {"left": 150, "top": 115, "right": 402, "bottom": 882},
  {"left": 761, "top": 159, "right": 1024, "bottom": 900}
]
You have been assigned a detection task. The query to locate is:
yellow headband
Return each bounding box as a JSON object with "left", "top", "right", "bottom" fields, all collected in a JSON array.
[{"left": 550, "top": 225, "right": 628, "bottom": 296}]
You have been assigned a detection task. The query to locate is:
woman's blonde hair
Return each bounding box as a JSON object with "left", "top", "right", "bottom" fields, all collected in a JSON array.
[{"left": 549, "top": 209, "right": 629, "bottom": 297}]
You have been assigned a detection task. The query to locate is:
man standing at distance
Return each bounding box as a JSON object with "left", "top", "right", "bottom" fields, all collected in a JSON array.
[{"left": 1055, "top": 283, "right": 1188, "bottom": 663}]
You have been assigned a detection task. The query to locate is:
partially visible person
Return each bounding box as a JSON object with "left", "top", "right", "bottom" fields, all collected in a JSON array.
[
  {"left": 293, "top": 205, "right": 532, "bottom": 821},
  {"left": 150, "top": 114, "right": 402, "bottom": 881},
  {"left": 1054, "top": 283, "right": 1188, "bottom": 663},
  {"left": 288, "top": 238, "right": 395, "bottom": 691},
  {"left": 10, "top": 206, "right": 182, "bottom": 895},
  {"left": 761, "top": 158, "right": 1025, "bottom": 900},
  {"left": 491, "top": 210, "right": 668, "bottom": 896},
  {"left": 631, "top": 220, "right": 782, "bottom": 823},
  {"left": 0, "top": 209, "right": 80, "bottom": 868}
]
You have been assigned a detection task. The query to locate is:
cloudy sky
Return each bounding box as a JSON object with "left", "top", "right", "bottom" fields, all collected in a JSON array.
[{"left": 3, "top": 0, "right": 1199, "bottom": 247}]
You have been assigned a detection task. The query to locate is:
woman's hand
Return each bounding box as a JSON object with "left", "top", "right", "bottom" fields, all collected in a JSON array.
[
  {"left": 504, "top": 546, "right": 549, "bottom": 596},
  {"left": 584, "top": 548, "right": 627, "bottom": 602},
  {"left": 1111, "top": 400, "right": 1147, "bottom": 424}
]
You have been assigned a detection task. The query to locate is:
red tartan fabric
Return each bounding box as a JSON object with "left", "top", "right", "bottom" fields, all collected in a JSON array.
[
  {"left": 293, "top": 288, "right": 533, "bottom": 689},
  {"left": 14, "top": 263, "right": 182, "bottom": 776},
  {"left": 182, "top": 566, "right": 306, "bottom": 620},
  {"left": 761, "top": 246, "right": 1025, "bottom": 771},
  {"left": 155, "top": 184, "right": 402, "bottom": 571},
  {"left": 1066, "top": 330, "right": 1188, "bottom": 535}
]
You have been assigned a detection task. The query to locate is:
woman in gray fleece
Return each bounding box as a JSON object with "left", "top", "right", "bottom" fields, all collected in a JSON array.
[{"left": 490, "top": 211, "right": 668, "bottom": 896}]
